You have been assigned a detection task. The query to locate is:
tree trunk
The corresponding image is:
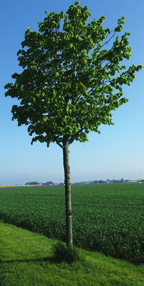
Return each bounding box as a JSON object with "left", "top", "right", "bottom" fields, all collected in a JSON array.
[{"left": 63, "top": 134, "right": 73, "bottom": 249}]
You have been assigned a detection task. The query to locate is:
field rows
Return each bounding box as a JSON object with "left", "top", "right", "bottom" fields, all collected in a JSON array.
[{"left": 0, "top": 183, "right": 143, "bottom": 266}]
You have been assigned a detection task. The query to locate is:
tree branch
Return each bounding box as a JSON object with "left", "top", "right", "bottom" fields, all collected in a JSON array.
[
  {"left": 99, "top": 30, "right": 115, "bottom": 52},
  {"left": 28, "top": 28, "right": 118, "bottom": 148},
  {"left": 68, "top": 125, "right": 87, "bottom": 145},
  {"left": 51, "top": 129, "right": 64, "bottom": 149}
]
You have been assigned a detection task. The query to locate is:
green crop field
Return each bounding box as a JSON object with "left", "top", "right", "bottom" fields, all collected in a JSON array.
[{"left": 0, "top": 183, "right": 143, "bottom": 266}]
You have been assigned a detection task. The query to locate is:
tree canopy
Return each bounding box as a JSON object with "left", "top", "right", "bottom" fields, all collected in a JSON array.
[{"left": 5, "top": 1, "right": 143, "bottom": 152}]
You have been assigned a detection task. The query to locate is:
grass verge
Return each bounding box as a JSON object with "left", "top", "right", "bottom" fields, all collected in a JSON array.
[{"left": 0, "top": 220, "right": 143, "bottom": 286}]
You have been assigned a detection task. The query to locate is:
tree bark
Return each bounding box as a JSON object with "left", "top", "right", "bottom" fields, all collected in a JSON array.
[{"left": 63, "top": 134, "right": 73, "bottom": 249}]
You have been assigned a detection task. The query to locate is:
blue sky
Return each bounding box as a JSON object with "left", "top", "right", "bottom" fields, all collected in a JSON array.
[{"left": 0, "top": 0, "right": 144, "bottom": 186}]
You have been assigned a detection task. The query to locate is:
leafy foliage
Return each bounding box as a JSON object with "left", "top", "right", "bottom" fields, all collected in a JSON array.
[
  {"left": 4, "top": 1, "right": 144, "bottom": 150},
  {"left": 50, "top": 241, "right": 86, "bottom": 264}
]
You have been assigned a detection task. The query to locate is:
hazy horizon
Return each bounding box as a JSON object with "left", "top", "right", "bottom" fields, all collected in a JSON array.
[
  {"left": 0, "top": 178, "right": 143, "bottom": 187},
  {"left": 1, "top": 0, "right": 144, "bottom": 186}
]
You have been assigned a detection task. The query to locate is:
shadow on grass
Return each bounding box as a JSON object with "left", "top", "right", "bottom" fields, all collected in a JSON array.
[
  {"left": 0, "top": 241, "right": 87, "bottom": 266},
  {"left": 0, "top": 219, "right": 142, "bottom": 267}
]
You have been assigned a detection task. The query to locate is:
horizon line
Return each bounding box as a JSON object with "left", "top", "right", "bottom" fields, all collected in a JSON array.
[{"left": 0, "top": 178, "right": 144, "bottom": 187}]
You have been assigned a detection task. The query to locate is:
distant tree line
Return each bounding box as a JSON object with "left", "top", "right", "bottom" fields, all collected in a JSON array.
[
  {"left": 25, "top": 178, "right": 144, "bottom": 186},
  {"left": 93, "top": 178, "right": 126, "bottom": 184},
  {"left": 25, "top": 181, "right": 54, "bottom": 185},
  {"left": 25, "top": 181, "right": 39, "bottom": 185}
]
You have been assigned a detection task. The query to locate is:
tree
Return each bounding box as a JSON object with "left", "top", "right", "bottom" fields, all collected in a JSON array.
[{"left": 4, "top": 0, "right": 143, "bottom": 258}]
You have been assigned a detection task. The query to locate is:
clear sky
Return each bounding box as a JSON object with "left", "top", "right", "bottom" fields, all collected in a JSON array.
[{"left": 0, "top": 0, "right": 144, "bottom": 186}]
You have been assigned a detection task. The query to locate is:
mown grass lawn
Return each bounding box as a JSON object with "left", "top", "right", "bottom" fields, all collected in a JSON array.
[
  {"left": 0, "top": 220, "right": 143, "bottom": 286},
  {"left": 0, "top": 183, "right": 143, "bottom": 285}
]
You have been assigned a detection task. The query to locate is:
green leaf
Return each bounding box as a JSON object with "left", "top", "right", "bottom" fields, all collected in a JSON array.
[{"left": 4, "top": 3, "right": 143, "bottom": 149}]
